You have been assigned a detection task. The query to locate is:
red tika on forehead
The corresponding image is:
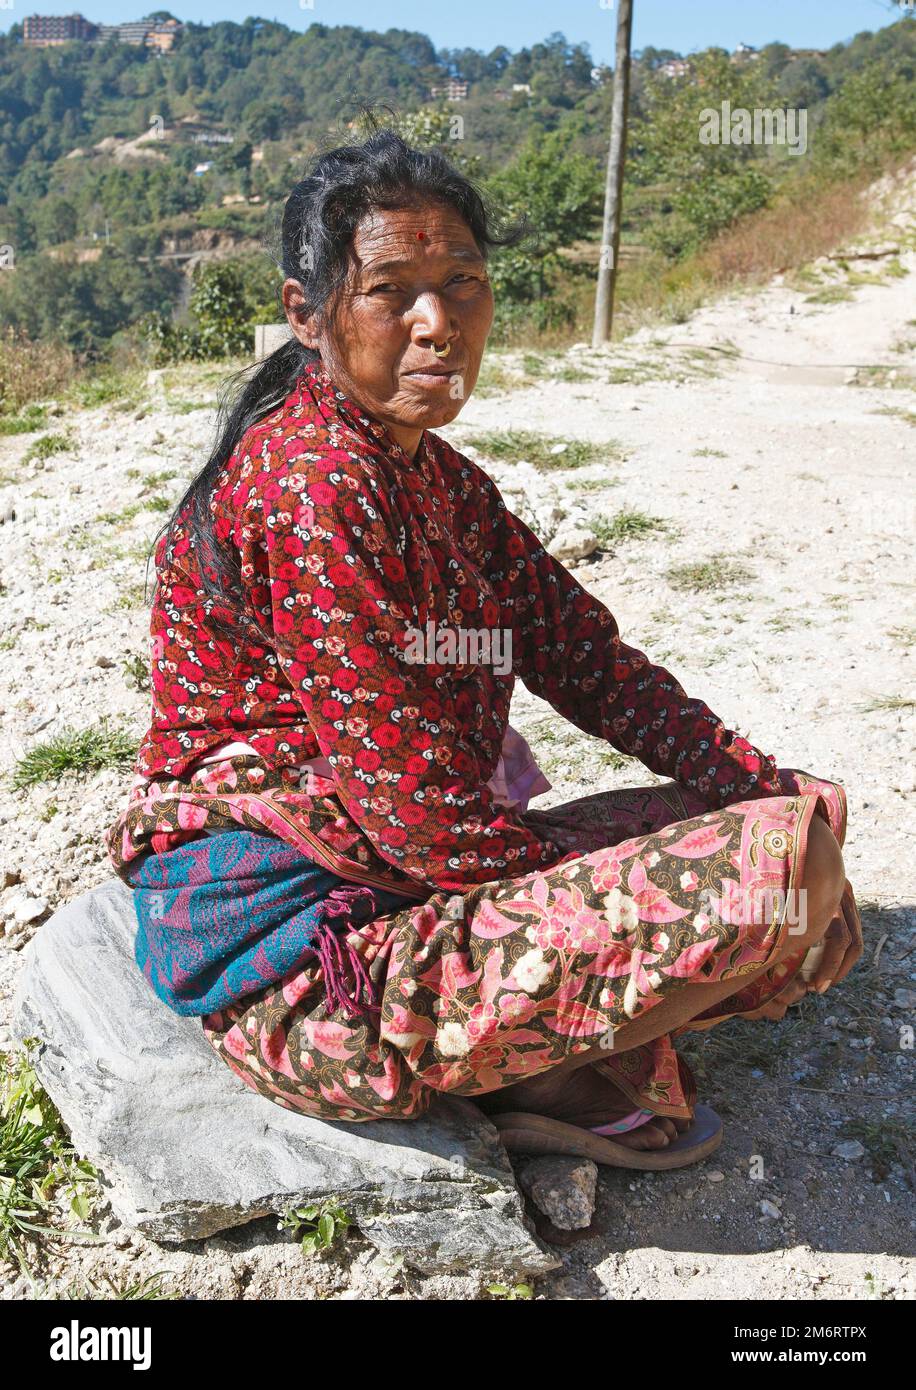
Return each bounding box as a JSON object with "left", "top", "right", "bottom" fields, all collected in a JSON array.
[{"left": 417, "top": 231, "right": 425, "bottom": 240}]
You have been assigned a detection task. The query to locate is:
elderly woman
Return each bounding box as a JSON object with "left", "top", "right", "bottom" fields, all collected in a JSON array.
[{"left": 106, "top": 131, "right": 861, "bottom": 1168}]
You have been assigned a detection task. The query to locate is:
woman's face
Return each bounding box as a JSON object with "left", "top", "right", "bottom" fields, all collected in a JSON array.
[{"left": 283, "top": 200, "right": 494, "bottom": 459}]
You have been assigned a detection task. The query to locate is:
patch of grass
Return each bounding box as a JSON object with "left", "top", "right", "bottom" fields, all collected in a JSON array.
[
  {"left": 23, "top": 433, "right": 72, "bottom": 464},
  {"left": 37, "top": 801, "right": 59, "bottom": 822},
  {"left": 804, "top": 284, "right": 855, "bottom": 305},
  {"left": 604, "top": 360, "right": 676, "bottom": 386},
  {"left": 165, "top": 398, "right": 212, "bottom": 415},
  {"left": 98, "top": 501, "right": 143, "bottom": 526},
  {"left": 1, "top": 1043, "right": 100, "bottom": 1276},
  {"left": 594, "top": 508, "right": 671, "bottom": 547},
  {"left": 601, "top": 748, "right": 637, "bottom": 772},
  {"left": 886, "top": 625, "right": 916, "bottom": 647},
  {"left": 486, "top": 1282, "right": 534, "bottom": 1300},
  {"left": 134, "top": 468, "right": 179, "bottom": 494},
  {"left": 692, "top": 447, "right": 727, "bottom": 458},
  {"left": 279, "top": 1199, "right": 351, "bottom": 1257},
  {"left": 765, "top": 613, "right": 812, "bottom": 633},
  {"left": 29, "top": 1272, "right": 178, "bottom": 1300},
  {"left": 666, "top": 559, "right": 753, "bottom": 592},
  {"left": 520, "top": 354, "right": 550, "bottom": 379},
  {"left": 795, "top": 471, "right": 824, "bottom": 482},
  {"left": 121, "top": 654, "right": 151, "bottom": 692},
  {"left": 0, "top": 405, "right": 49, "bottom": 436},
  {"left": 463, "top": 429, "right": 619, "bottom": 471},
  {"left": 99, "top": 493, "right": 173, "bottom": 527},
  {"left": 471, "top": 358, "right": 520, "bottom": 397},
  {"left": 855, "top": 365, "right": 916, "bottom": 391},
  {"left": 841, "top": 1118, "right": 914, "bottom": 1183},
  {"left": 858, "top": 694, "right": 916, "bottom": 714},
  {"left": 106, "top": 582, "right": 149, "bottom": 613},
  {"left": 66, "top": 369, "right": 145, "bottom": 412},
  {"left": 9, "top": 719, "right": 137, "bottom": 790},
  {"left": 144, "top": 493, "right": 173, "bottom": 513},
  {"left": 874, "top": 405, "right": 916, "bottom": 428}
]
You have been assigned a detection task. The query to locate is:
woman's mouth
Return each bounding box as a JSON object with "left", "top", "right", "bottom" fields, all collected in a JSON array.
[{"left": 404, "top": 364, "right": 464, "bottom": 387}]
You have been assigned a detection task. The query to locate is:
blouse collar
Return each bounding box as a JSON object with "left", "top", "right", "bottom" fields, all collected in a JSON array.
[{"left": 299, "top": 357, "right": 434, "bottom": 480}]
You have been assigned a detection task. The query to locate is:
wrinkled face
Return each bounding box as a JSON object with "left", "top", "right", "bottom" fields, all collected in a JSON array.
[{"left": 283, "top": 201, "right": 494, "bottom": 459}]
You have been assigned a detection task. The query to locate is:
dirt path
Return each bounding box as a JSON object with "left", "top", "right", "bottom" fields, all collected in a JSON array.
[{"left": 0, "top": 170, "right": 913, "bottom": 1300}]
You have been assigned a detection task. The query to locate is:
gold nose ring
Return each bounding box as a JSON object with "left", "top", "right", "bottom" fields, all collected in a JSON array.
[{"left": 433, "top": 341, "right": 451, "bottom": 358}]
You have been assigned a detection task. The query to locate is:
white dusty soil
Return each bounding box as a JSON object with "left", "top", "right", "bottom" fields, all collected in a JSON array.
[{"left": 0, "top": 168, "right": 914, "bottom": 1301}]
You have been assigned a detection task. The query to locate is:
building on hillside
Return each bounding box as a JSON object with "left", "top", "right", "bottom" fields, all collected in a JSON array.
[
  {"left": 659, "top": 58, "right": 689, "bottom": 79},
  {"left": 144, "top": 18, "right": 181, "bottom": 51},
  {"left": 23, "top": 12, "right": 95, "bottom": 45},
  {"left": 192, "top": 130, "right": 234, "bottom": 145},
  {"left": 731, "top": 42, "right": 760, "bottom": 61},
  {"left": 429, "top": 79, "right": 469, "bottom": 101},
  {"left": 23, "top": 14, "right": 183, "bottom": 50},
  {"left": 96, "top": 18, "right": 183, "bottom": 49}
]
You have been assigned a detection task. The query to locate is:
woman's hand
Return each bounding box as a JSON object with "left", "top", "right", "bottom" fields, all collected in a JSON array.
[
  {"left": 808, "top": 880, "right": 863, "bottom": 995},
  {"left": 743, "top": 975, "right": 809, "bottom": 1021}
]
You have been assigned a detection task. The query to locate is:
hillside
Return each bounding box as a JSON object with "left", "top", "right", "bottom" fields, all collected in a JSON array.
[{"left": 0, "top": 16, "right": 914, "bottom": 357}]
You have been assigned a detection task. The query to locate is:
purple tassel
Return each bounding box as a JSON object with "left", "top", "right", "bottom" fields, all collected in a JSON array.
[{"left": 311, "top": 880, "right": 415, "bottom": 1022}]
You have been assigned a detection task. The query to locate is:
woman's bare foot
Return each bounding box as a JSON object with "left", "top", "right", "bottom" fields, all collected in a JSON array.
[{"left": 476, "top": 1064, "right": 692, "bottom": 1150}]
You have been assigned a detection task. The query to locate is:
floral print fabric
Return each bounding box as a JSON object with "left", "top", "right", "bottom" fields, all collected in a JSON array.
[
  {"left": 106, "top": 358, "right": 789, "bottom": 895},
  {"left": 200, "top": 768, "right": 846, "bottom": 1124}
]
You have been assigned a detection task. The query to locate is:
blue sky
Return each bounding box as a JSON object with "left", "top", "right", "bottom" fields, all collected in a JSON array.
[{"left": 4, "top": 0, "right": 912, "bottom": 54}]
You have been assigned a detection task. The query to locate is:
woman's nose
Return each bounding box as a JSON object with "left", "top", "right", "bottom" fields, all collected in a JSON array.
[{"left": 410, "top": 291, "right": 452, "bottom": 343}]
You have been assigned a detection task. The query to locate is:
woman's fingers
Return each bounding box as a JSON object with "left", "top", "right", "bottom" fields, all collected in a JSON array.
[
  {"left": 745, "top": 975, "right": 807, "bottom": 1020},
  {"left": 811, "top": 915, "right": 850, "bottom": 994},
  {"left": 831, "top": 882, "right": 864, "bottom": 986},
  {"left": 811, "top": 881, "right": 862, "bottom": 994}
]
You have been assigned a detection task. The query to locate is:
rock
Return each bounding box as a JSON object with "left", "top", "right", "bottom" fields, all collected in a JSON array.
[
  {"left": 9, "top": 894, "right": 49, "bottom": 925},
  {"left": 0, "top": 867, "right": 21, "bottom": 890},
  {"left": 832, "top": 1140, "right": 865, "bottom": 1161},
  {"left": 94, "top": 655, "right": 115, "bottom": 669},
  {"left": 27, "top": 707, "right": 58, "bottom": 734},
  {"left": 759, "top": 1200, "right": 782, "bottom": 1219},
  {"left": 549, "top": 527, "right": 599, "bottom": 565},
  {"left": 516, "top": 1156, "right": 597, "bottom": 1230},
  {"left": 12, "top": 879, "right": 558, "bottom": 1279},
  {"left": 893, "top": 989, "right": 916, "bottom": 1010},
  {"left": 706, "top": 1170, "right": 726, "bottom": 1183}
]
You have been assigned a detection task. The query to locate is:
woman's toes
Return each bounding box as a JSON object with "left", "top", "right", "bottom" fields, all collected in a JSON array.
[{"left": 633, "top": 1120, "right": 672, "bottom": 1149}]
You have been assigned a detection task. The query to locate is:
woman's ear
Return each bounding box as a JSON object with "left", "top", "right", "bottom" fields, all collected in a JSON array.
[{"left": 282, "top": 278, "right": 320, "bottom": 351}]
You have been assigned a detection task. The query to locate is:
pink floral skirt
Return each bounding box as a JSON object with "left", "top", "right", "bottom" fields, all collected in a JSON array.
[{"left": 200, "top": 769, "right": 847, "bottom": 1123}]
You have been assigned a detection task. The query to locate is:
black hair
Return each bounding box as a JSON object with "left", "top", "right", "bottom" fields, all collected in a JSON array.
[{"left": 151, "top": 115, "right": 528, "bottom": 639}]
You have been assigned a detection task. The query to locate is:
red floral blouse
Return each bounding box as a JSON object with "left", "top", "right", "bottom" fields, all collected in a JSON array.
[{"left": 105, "top": 359, "right": 784, "bottom": 895}]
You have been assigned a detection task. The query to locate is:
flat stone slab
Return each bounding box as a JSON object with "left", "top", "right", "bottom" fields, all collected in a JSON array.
[{"left": 12, "top": 878, "right": 557, "bottom": 1278}]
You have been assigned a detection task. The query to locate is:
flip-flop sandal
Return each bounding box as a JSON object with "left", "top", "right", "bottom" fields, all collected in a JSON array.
[{"left": 489, "top": 1103, "right": 723, "bottom": 1171}]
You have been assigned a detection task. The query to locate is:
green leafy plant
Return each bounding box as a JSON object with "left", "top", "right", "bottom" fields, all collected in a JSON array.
[
  {"left": 486, "top": 1281, "right": 535, "bottom": 1300},
  {"left": 279, "top": 1199, "right": 351, "bottom": 1257},
  {"left": 1, "top": 1043, "right": 100, "bottom": 1275}
]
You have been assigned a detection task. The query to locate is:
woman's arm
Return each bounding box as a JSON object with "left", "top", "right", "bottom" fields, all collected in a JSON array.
[
  {"left": 458, "top": 452, "right": 785, "bottom": 809},
  {"left": 231, "top": 460, "right": 566, "bottom": 892}
]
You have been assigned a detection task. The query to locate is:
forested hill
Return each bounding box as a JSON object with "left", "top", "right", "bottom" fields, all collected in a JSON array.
[{"left": 0, "top": 14, "right": 913, "bottom": 359}]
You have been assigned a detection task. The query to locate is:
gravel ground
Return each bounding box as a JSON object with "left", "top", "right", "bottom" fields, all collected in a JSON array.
[{"left": 0, "top": 168, "right": 914, "bottom": 1301}]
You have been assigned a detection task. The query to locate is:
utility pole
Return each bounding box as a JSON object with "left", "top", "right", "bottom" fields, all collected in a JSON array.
[{"left": 592, "top": 0, "right": 634, "bottom": 347}]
